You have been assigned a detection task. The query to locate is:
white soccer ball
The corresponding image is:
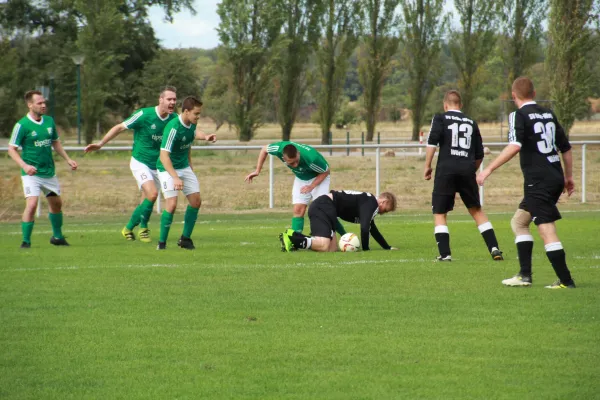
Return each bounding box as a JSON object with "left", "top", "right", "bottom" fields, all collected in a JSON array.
[{"left": 339, "top": 233, "right": 360, "bottom": 252}]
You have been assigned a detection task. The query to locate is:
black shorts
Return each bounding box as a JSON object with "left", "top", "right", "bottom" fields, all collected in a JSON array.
[
  {"left": 308, "top": 196, "right": 337, "bottom": 239},
  {"left": 432, "top": 173, "right": 480, "bottom": 214},
  {"left": 518, "top": 182, "right": 564, "bottom": 225}
]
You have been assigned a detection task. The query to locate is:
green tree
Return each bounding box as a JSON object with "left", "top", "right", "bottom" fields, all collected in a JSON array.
[
  {"left": 316, "top": 0, "right": 362, "bottom": 144},
  {"left": 450, "top": 0, "right": 500, "bottom": 115},
  {"left": 217, "top": 0, "right": 284, "bottom": 141},
  {"left": 358, "top": 0, "right": 401, "bottom": 141},
  {"left": 546, "top": 0, "right": 596, "bottom": 134},
  {"left": 400, "top": 0, "right": 447, "bottom": 141},
  {"left": 500, "top": 0, "right": 546, "bottom": 96},
  {"left": 275, "top": 0, "right": 324, "bottom": 140}
]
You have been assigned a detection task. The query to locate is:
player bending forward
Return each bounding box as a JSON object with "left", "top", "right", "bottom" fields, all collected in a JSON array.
[{"left": 280, "top": 190, "right": 397, "bottom": 252}]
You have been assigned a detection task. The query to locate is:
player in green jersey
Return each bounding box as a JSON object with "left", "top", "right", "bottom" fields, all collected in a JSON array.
[
  {"left": 84, "top": 86, "right": 178, "bottom": 243},
  {"left": 245, "top": 141, "right": 346, "bottom": 235},
  {"left": 8, "top": 90, "right": 78, "bottom": 248},
  {"left": 156, "top": 96, "right": 216, "bottom": 250}
]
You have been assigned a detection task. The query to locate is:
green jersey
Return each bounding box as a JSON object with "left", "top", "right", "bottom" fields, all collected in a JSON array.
[
  {"left": 9, "top": 114, "right": 59, "bottom": 178},
  {"left": 267, "top": 141, "right": 329, "bottom": 180},
  {"left": 156, "top": 116, "right": 196, "bottom": 171},
  {"left": 123, "top": 106, "right": 177, "bottom": 169}
]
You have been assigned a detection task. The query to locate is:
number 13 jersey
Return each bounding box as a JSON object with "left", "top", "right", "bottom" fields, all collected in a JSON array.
[
  {"left": 508, "top": 101, "right": 571, "bottom": 185},
  {"left": 427, "top": 110, "right": 484, "bottom": 175}
]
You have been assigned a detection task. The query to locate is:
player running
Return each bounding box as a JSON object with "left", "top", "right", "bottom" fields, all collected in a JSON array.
[{"left": 85, "top": 86, "right": 178, "bottom": 243}]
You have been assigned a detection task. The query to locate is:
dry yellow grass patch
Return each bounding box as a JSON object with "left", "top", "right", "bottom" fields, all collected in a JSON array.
[{"left": 1, "top": 143, "right": 599, "bottom": 222}]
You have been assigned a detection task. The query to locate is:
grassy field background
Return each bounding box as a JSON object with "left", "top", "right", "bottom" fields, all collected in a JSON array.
[{"left": 1, "top": 211, "right": 599, "bottom": 399}]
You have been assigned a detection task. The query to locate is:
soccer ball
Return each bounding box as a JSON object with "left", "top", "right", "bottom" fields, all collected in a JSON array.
[{"left": 339, "top": 233, "right": 360, "bottom": 252}]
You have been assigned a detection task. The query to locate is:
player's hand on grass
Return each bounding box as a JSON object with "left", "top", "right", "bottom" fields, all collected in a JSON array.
[
  {"left": 424, "top": 166, "right": 432, "bottom": 180},
  {"left": 245, "top": 171, "right": 259, "bottom": 183},
  {"left": 67, "top": 159, "right": 78, "bottom": 171},
  {"left": 564, "top": 177, "right": 575, "bottom": 196},
  {"left": 300, "top": 185, "right": 313, "bottom": 194},
  {"left": 23, "top": 164, "right": 37, "bottom": 176},
  {"left": 173, "top": 177, "right": 184, "bottom": 190},
  {"left": 84, "top": 143, "right": 102, "bottom": 153}
]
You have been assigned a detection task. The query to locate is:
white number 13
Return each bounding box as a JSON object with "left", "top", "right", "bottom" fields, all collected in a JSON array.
[{"left": 449, "top": 123, "right": 473, "bottom": 150}]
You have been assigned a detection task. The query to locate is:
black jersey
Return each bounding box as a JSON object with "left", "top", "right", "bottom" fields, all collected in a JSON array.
[
  {"left": 427, "top": 110, "right": 484, "bottom": 174},
  {"left": 331, "top": 190, "right": 390, "bottom": 251},
  {"left": 508, "top": 102, "right": 571, "bottom": 185}
]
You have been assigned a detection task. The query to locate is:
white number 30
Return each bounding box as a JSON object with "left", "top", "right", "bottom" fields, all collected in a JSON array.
[{"left": 534, "top": 122, "right": 556, "bottom": 154}]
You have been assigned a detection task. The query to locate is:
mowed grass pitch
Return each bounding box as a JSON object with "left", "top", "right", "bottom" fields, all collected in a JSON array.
[{"left": 1, "top": 211, "right": 599, "bottom": 399}]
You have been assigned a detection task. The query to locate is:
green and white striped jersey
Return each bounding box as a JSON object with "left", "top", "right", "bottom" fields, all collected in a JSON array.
[
  {"left": 123, "top": 106, "right": 177, "bottom": 169},
  {"left": 156, "top": 115, "right": 196, "bottom": 171},
  {"left": 9, "top": 114, "right": 59, "bottom": 177},
  {"left": 267, "top": 141, "right": 329, "bottom": 181}
]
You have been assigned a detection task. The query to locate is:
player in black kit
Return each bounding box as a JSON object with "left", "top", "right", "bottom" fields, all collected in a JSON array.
[
  {"left": 477, "top": 77, "right": 576, "bottom": 289},
  {"left": 279, "top": 190, "right": 397, "bottom": 252},
  {"left": 424, "top": 90, "right": 503, "bottom": 262}
]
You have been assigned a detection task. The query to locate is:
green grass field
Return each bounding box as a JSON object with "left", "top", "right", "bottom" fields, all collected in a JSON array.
[{"left": 1, "top": 211, "right": 599, "bottom": 399}]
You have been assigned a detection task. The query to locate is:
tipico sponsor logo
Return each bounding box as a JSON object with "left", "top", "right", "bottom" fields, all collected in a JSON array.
[
  {"left": 34, "top": 139, "right": 52, "bottom": 147},
  {"left": 152, "top": 134, "right": 162, "bottom": 141}
]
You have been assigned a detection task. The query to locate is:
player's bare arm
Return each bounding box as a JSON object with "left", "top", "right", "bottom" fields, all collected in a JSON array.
[
  {"left": 160, "top": 149, "right": 183, "bottom": 190},
  {"left": 300, "top": 170, "right": 330, "bottom": 194},
  {"left": 84, "top": 123, "right": 127, "bottom": 153},
  {"left": 561, "top": 149, "right": 575, "bottom": 196},
  {"left": 7, "top": 146, "right": 37, "bottom": 175},
  {"left": 423, "top": 146, "right": 436, "bottom": 180},
  {"left": 52, "top": 140, "right": 78, "bottom": 170},
  {"left": 477, "top": 144, "right": 520, "bottom": 186},
  {"left": 194, "top": 127, "right": 216, "bottom": 142},
  {"left": 245, "top": 145, "right": 269, "bottom": 182}
]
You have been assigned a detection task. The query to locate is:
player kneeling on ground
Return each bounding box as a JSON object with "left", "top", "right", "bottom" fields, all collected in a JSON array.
[{"left": 280, "top": 190, "right": 398, "bottom": 252}]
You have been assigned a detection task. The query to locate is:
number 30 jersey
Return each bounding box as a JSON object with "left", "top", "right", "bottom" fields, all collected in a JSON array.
[{"left": 508, "top": 102, "right": 571, "bottom": 185}]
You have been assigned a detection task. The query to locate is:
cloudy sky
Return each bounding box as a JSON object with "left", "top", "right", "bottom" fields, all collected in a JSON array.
[
  {"left": 149, "top": 0, "right": 458, "bottom": 50},
  {"left": 148, "top": 0, "right": 221, "bottom": 49}
]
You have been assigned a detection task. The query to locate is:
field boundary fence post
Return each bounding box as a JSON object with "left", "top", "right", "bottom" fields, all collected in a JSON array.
[
  {"left": 346, "top": 131, "right": 350, "bottom": 156},
  {"left": 269, "top": 155, "right": 274, "bottom": 209},
  {"left": 376, "top": 147, "right": 380, "bottom": 196},
  {"left": 582, "top": 144, "right": 586, "bottom": 203},
  {"left": 361, "top": 132, "right": 364, "bottom": 156}
]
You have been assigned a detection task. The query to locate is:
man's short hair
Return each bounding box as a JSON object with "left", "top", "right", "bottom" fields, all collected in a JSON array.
[
  {"left": 379, "top": 192, "right": 397, "bottom": 212},
  {"left": 283, "top": 144, "right": 298, "bottom": 158},
  {"left": 443, "top": 90, "right": 462, "bottom": 106},
  {"left": 24, "top": 90, "right": 42, "bottom": 103},
  {"left": 181, "top": 96, "right": 203, "bottom": 112},
  {"left": 160, "top": 86, "right": 177, "bottom": 97},
  {"left": 512, "top": 77, "right": 535, "bottom": 100}
]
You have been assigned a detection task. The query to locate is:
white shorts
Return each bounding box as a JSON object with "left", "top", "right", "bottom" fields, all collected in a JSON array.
[
  {"left": 292, "top": 175, "right": 331, "bottom": 205},
  {"left": 130, "top": 157, "right": 160, "bottom": 190},
  {"left": 158, "top": 167, "right": 200, "bottom": 199},
  {"left": 21, "top": 175, "right": 61, "bottom": 198}
]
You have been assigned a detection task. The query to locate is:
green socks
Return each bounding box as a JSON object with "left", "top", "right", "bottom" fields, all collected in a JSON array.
[
  {"left": 49, "top": 212, "right": 64, "bottom": 239},
  {"left": 291, "top": 216, "right": 304, "bottom": 232},
  {"left": 159, "top": 211, "right": 174, "bottom": 243},
  {"left": 22, "top": 221, "right": 34, "bottom": 244},
  {"left": 139, "top": 199, "right": 155, "bottom": 229},
  {"left": 126, "top": 205, "right": 143, "bottom": 230},
  {"left": 335, "top": 219, "right": 347, "bottom": 235},
  {"left": 182, "top": 206, "right": 199, "bottom": 238}
]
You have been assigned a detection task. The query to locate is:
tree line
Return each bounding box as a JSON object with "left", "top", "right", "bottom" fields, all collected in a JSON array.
[{"left": 1, "top": 0, "right": 599, "bottom": 144}]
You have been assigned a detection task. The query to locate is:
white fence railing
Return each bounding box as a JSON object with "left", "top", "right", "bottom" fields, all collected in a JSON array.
[{"left": 2, "top": 141, "right": 599, "bottom": 215}]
